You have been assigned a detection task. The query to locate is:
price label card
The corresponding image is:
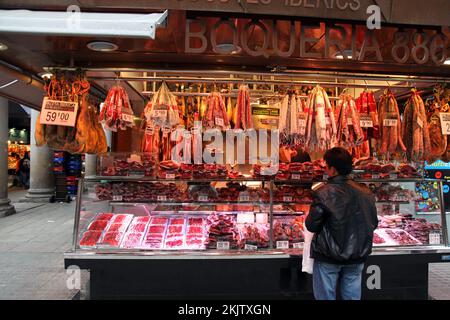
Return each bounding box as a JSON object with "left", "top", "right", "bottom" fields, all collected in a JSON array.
[
  {"left": 360, "top": 118, "right": 374, "bottom": 128},
  {"left": 152, "top": 110, "right": 167, "bottom": 118},
  {"left": 145, "top": 126, "right": 155, "bottom": 135},
  {"left": 198, "top": 195, "right": 209, "bottom": 202},
  {"left": 292, "top": 242, "right": 304, "bottom": 249},
  {"left": 429, "top": 232, "right": 441, "bottom": 245},
  {"left": 166, "top": 174, "right": 176, "bottom": 179},
  {"left": 439, "top": 113, "right": 450, "bottom": 135},
  {"left": 40, "top": 98, "right": 79, "bottom": 127},
  {"left": 298, "top": 114, "right": 307, "bottom": 135},
  {"left": 417, "top": 117, "right": 424, "bottom": 128},
  {"left": 162, "top": 127, "right": 171, "bottom": 134},
  {"left": 245, "top": 244, "right": 258, "bottom": 251},
  {"left": 122, "top": 113, "right": 134, "bottom": 123},
  {"left": 383, "top": 119, "right": 397, "bottom": 127},
  {"left": 239, "top": 195, "right": 250, "bottom": 202},
  {"left": 292, "top": 174, "right": 301, "bottom": 180},
  {"left": 217, "top": 241, "right": 230, "bottom": 250},
  {"left": 389, "top": 173, "right": 398, "bottom": 179},
  {"left": 215, "top": 117, "right": 224, "bottom": 126},
  {"left": 276, "top": 241, "right": 289, "bottom": 249},
  {"left": 323, "top": 174, "right": 329, "bottom": 180},
  {"left": 112, "top": 195, "right": 123, "bottom": 201},
  {"left": 372, "top": 174, "right": 380, "bottom": 179},
  {"left": 283, "top": 196, "right": 293, "bottom": 202},
  {"left": 157, "top": 195, "right": 167, "bottom": 201},
  {"left": 347, "top": 118, "right": 353, "bottom": 125}
]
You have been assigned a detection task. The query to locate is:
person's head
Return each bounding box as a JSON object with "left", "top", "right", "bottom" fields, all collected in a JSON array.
[
  {"left": 323, "top": 147, "right": 353, "bottom": 177},
  {"left": 291, "top": 147, "right": 311, "bottom": 163}
]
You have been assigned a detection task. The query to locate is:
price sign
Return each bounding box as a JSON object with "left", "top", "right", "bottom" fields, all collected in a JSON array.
[
  {"left": 372, "top": 174, "right": 381, "bottom": 179},
  {"left": 360, "top": 117, "right": 374, "bottom": 128},
  {"left": 112, "top": 195, "right": 123, "bottom": 201},
  {"left": 276, "top": 241, "right": 289, "bottom": 249},
  {"left": 157, "top": 195, "right": 167, "bottom": 201},
  {"left": 429, "top": 232, "right": 441, "bottom": 245},
  {"left": 122, "top": 113, "right": 134, "bottom": 122},
  {"left": 239, "top": 195, "right": 250, "bottom": 202},
  {"left": 245, "top": 244, "right": 258, "bottom": 251},
  {"left": 417, "top": 117, "right": 424, "bottom": 128},
  {"left": 347, "top": 118, "right": 353, "bottom": 125},
  {"left": 298, "top": 113, "right": 307, "bottom": 135},
  {"left": 145, "top": 126, "right": 155, "bottom": 135},
  {"left": 292, "top": 174, "right": 301, "bottom": 180},
  {"left": 40, "top": 98, "right": 79, "bottom": 127},
  {"left": 439, "top": 113, "right": 450, "bottom": 135},
  {"left": 389, "top": 173, "right": 398, "bottom": 179},
  {"left": 217, "top": 241, "right": 230, "bottom": 250},
  {"left": 293, "top": 242, "right": 304, "bottom": 249},
  {"left": 215, "top": 117, "right": 224, "bottom": 126},
  {"left": 198, "top": 195, "right": 209, "bottom": 202},
  {"left": 383, "top": 119, "right": 398, "bottom": 127},
  {"left": 152, "top": 110, "right": 167, "bottom": 118},
  {"left": 283, "top": 196, "right": 293, "bottom": 202},
  {"left": 166, "top": 174, "right": 176, "bottom": 179}
]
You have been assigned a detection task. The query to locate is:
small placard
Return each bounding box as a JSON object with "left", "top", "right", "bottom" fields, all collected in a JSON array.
[
  {"left": 439, "top": 113, "right": 450, "bottom": 135},
  {"left": 360, "top": 118, "right": 374, "bottom": 128},
  {"left": 152, "top": 110, "right": 167, "bottom": 118},
  {"left": 372, "top": 174, "right": 381, "bottom": 179},
  {"left": 347, "top": 118, "right": 353, "bottom": 126},
  {"left": 292, "top": 174, "right": 301, "bottom": 180},
  {"left": 383, "top": 119, "right": 397, "bottom": 127},
  {"left": 276, "top": 241, "right": 289, "bottom": 249},
  {"left": 145, "top": 126, "right": 155, "bottom": 135},
  {"left": 122, "top": 113, "right": 134, "bottom": 123},
  {"left": 239, "top": 195, "right": 250, "bottom": 202},
  {"left": 429, "top": 232, "right": 441, "bottom": 245},
  {"left": 215, "top": 117, "right": 224, "bottom": 126},
  {"left": 157, "top": 195, "right": 167, "bottom": 201},
  {"left": 298, "top": 113, "right": 307, "bottom": 135},
  {"left": 323, "top": 174, "right": 329, "bottom": 180},
  {"left": 292, "top": 242, "right": 304, "bottom": 249},
  {"left": 389, "top": 173, "right": 398, "bottom": 179},
  {"left": 165, "top": 173, "right": 176, "bottom": 179},
  {"left": 112, "top": 195, "right": 122, "bottom": 201},
  {"left": 198, "top": 195, "right": 209, "bottom": 202},
  {"left": 244, "top": 244, "right": 258, "bottom": 251},
  {"left": 283, "top": 196, "right": 293, "bottom": 202},
  {"left": 217, "top": 241, "right": 230, "bottom": 250},
  {"left": 40, "top": 98, "right": 79, "bottom": 127}
]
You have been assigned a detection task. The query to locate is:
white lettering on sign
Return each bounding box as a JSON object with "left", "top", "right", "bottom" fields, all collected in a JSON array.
[
  {"left": 217, "top": 241, "right": 230, "bottom": 250},
  {"left": 439, "top": 113, "right": 450, "bottom": 135},
  {"left": 383, "top": 119, "right": 397, "bottom": 127},
  {"left": 276, "top": 241, "right": 289, "bottom": 249},
  {"left": 366, "top": 265, "right": 381, "bottom": 290},
  {"left": 40, "top": 98, "right": 79, "bottom": 127},
  {"left": 215, "top": 117, "right": 224, "bottom": 126}
]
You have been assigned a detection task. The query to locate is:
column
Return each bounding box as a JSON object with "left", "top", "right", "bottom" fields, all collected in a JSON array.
[
  {"left": 0, "top": 97, "right": 15, "bottom": 217},
  {"left": 22, "top": 109, "right": 54, "bottom": 202},
  {"left": 84, "top": 154, "right": 97, "bottom": 177}
]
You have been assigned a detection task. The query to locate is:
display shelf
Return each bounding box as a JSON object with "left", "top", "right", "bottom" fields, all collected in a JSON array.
[{"left": 87, "top": 175, "right": 269, "bottom": 183}]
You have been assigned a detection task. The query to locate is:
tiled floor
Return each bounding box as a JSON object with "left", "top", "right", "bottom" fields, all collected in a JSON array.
[{"left": 0, "top": 188, "right": 449, "bottom": 300}]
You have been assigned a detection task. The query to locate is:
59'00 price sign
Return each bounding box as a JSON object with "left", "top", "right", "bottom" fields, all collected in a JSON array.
[{"left": 40, "top": 98, "right": 79, "bottom": 127}]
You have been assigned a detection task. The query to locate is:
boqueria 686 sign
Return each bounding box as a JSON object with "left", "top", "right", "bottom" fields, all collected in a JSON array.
[{"left": 185, "top": 18, "right": 448, "bottom": 65}]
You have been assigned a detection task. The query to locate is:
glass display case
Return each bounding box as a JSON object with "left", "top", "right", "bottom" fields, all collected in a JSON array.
[{"left": 72, "top": 175, "right": 449, "bottom": 253}]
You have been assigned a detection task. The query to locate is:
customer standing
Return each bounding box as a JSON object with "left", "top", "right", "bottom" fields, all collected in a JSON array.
[
  {"left": 17, "top": 151, "right": 30, "bottom": 189},
  {"left": 305, "top": 147, "right": 378, "bottom": 300}
]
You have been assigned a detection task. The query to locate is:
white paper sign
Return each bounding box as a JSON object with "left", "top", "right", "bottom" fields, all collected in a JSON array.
[
  {"left": 217, "top": 242, "right": 230, "bottom": 250},
  {"left": 215, "top": 117, "right": 224, "bottom": 126},
  {"left": 439, "top": 113, "right": 450, "bottom": 135},
  {"left": 122, "top": 113, "right": 134, "bottom": 122},
  {"left": 293, "top": 242, "right": 304, "bottom": 249},
  {"left": 360, "top": 118, "right": 374, "bottom": 128},
  {"left": 40, "top": 98, "right": 79, "bottom": 127},
  {"left": 325, "top": 117, "right": 331, "bottom": 125},
  {"left": 292, "top": 174, "right": 301, "bottom": 180},
  {"left": 389, "top": 173, "right": 398, "bottom": 179},
  {"left": 157, "top": 195, "right": 167, "bottom": 201},
  {"left": 245, "top": 244, "right": 258, "bottom": 251},
  {"left": 372, "top": 174, "right": 381, "bottom": 179},
  {"left": 298, "top": 116, "right": 307, "bottom": 135},
  {"left": 198, "top": 195, "right": 209, "bottom": 202},
  {"left": 239, "top": 195, "right": 250, "bottom": 202},
  {"left": 347, "top": 118, "right": 353, "bottom": 125},
  {"left": 165, "top": 174, "right": 176, "bottom": 179},
  {"left": 429, "top": 232, "right": 441, "bottom": 245},
  {"left": 152, "top": 110, "right": 167, "bottom": 118},
  {"left": 383, "top": 119, "right": 397, "bottom": 127},
  {"left": 112, "top": 195, "right": 123, "bottom": 201},
  {"left": 276, "top": 241, "right": 289, "bottom": 249},
  {"left": 283, "top": 196, "right": 293, "bottom": 202}
]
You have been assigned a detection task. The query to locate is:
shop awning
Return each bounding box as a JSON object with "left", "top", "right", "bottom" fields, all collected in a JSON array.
[{"left": 0, "top": 9, "right": 168, "bottom": 39}]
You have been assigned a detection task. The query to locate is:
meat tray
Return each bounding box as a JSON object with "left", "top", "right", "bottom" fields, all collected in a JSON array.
[
  {"left": 97, "top": 231, "right": 125, "bottom": 247},
  {"left": 79, "top": 230, "right": 103, "bottom": 247},
  {"left": 120, "top": 232, "right": 146, "bottom": 249}
]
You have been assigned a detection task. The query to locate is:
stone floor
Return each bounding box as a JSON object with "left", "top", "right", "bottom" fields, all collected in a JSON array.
[{"left": 0, "top": 187, "right": 449, "bottom": 300}]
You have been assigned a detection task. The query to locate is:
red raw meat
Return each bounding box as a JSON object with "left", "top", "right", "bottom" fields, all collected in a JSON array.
[
  {"left": 135, "top": 216, "right": 150, "bottom": 223},
  {"left": 148, "top": 225, "right": 166, "bottom": 234},
  {"left": 165, "top": 239, "right": 184, "bottom": 248},
  {"left": 188, "top": 218, "right": 204, "bottom": 226},
  {"left": 79, "top": 231, "right": 102, "bottom": 246},
  {"left": 168, "top": 225, "right": 183, "bottom": 234},
  {"left": 121, "top": 233, "right": 144, "bottom": 248},
  {"left": 100, "top": 232, "right": 123, "bottom": 246},
  {"left": 150, "top": 217, "right": 168, "bottom": 225},
  {"left": 187, "top": 226, "right": 204, "bottom": 234},
  {"left": 169, "top": 218, "right": 185, "bottom": 225},
  {"left": 142, "top": 241, "right": 163, "bottom": 249},
  {"left": 96, "top": 213, "right": 114, "bottom": 221},
  {"left": 107, "top": 223, "right": 126, "bottom": 232},
  {"left": 88, "top": 220, "right": 109, "bottom": 231},
  {"left": 112, "top": 214, "right": 130, "bottom": 223},
  {"left": 128, "top": 223, "right": 148, "bottom": 233}
]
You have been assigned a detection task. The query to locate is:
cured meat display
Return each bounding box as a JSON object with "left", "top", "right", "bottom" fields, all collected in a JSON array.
[
  {"left": 378, "top": 90, "right": 406, "bottom": 156},
  {"left": 404, "top": 219, "right": 441, "bottom": 244},
  {"left": 238, "top": 224, "right": 269, "bottom": 248},
  {"left": 278, "top": 93, "right": 305, "bottom": 145},
  {"left": 235, "top": 85, "right": 253, "bottom": 130},
  {"left": 202, "top": 92, "right": 230, "bottom": 130},
  {"left": 99, "top": 85, "right": 135, "bottom": 131},
  {"left": 206, "top": 214, "right": 240, "bottom": 249},
  {"left": 402, "top": 90, "right": 431, "bottom": 161},
  {"left": 273, "top": 218, "right": 304, "bottom": 244},
  {"left": 79, "top": 231, "right": 103, "bottom": 247},
  {"left": 371, "top": 184, "right": 416, "bottom": 202},
  {"left": 142, "top": 82, "right": 180, "bottom": 129},
  {"left": 335, "top": 93, "right": 364, "bottom": 148},
  {"left": 98, "top": 231, "right": 125, "bottom": 247},
  {"left": 385, "top": 229, "right": 421, "bottom": 245},
  {"left": 36, "top": 76, "right": 107, "bottom": 154},
  {"left": 428, "top": 111, "right": 447, "bottom": 161},
  {"left": 356, "top": 90, "right": 380, "bottom": 140}
]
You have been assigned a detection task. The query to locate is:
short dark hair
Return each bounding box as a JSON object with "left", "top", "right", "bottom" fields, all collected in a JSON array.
[{"left": 324, "top": 147, "right": 353, "bottom": 175}]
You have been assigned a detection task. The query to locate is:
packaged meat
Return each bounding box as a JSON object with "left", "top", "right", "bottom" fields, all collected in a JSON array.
[
  {"left": 98, "top": 231, "right": 124, "bottom": 247},
  {"left": 169, "top": 218, "right": 185, "bottom": 225},
  {"left": 238, "top": 223, "right": 269, "bottom": 248},
  {"left": 128, "top": 223, "right": 148, "bottom": 233},
  {"left": 107, "top": 223, "right": 129, "bottom": 233},
  {"left": 148, "top": 225, "right": 167, "bottom": 234},
  {"left": 87, "top": 220, "right": 109, "bottom": 231},
  {"left": 187, "top": 226, "right": 204, "bottom": 235},
  {"left": 168, "top": 225, "right": 184, "bottom": 235},
  {"left": 385, "top": 229, "right": 421, "bottom": 245},
  {"left": 188, "top": 217, "right": 205, "bottom": 226},
  {"left": 95, "top": 213, "right": 114, "bottom": 221},
  {"left": 164, "top": 238, "right": 184, "bottom": 248},
  {"left": 134, "top": 216, "right": 151, "bottom": 224},
  {"left": 206, "top": 213, "right": 240, "bottom": 249},
  {"left": 111, "top": 214, "right": 133, "bottom": 224},
  {"left": 79, "top": 231, "right": 103, "bottom": 247},
  {"left": 150, "top": 217, "right": 169, "bottom": 225},
  {"left": 121, "top": 232, "right": 145, "bottom": 249}
]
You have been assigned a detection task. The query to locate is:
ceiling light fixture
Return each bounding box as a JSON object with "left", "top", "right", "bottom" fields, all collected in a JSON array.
[
  {"left": 0, "top": 42, "right": 7, "bottom": 51},
  {"left": 334, "top": 50, "right": 355, "bottom": 60},
  {"left": 0, "top": 9, "right": 168, "bottom": 39},
  {"left": 87, "top": 41, "right": 118, "bottom": 52}
]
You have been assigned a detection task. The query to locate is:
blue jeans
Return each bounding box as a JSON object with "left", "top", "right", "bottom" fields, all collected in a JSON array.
[{"left": 313, "top": 260, "right": 365, "bottom": 300}]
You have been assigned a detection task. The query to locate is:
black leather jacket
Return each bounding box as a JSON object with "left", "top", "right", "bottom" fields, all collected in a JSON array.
[{"left": 305, "top": 175, "right": 378, "bottom": 265}]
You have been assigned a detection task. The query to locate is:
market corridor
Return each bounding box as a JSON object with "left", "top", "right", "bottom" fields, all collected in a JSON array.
[{"left": 0, "top": 188, "right": 448, "bottom": 300}]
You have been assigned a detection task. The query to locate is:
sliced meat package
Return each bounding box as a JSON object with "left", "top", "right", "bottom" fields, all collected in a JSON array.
[{"left": 79, "top": 231, "right": 103, "bottom": 247}]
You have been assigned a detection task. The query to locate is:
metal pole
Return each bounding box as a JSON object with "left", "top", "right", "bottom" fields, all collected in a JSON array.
[
  {"left": 72, "top": 177, "right": 84, "bottom": 251},
  {"left": 439, "top": 181, "right": 449, "bottom": 246}
]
